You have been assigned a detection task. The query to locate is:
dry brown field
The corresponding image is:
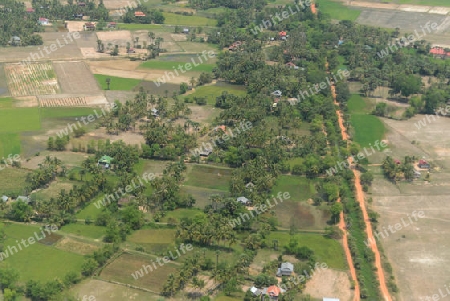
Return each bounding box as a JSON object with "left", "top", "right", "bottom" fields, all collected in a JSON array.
[
  {"left": 53, "top": 61, "right": 101, "bottom": 94},
  {"left": 368, "top": 115, "right": 450, "bottom": 301},
  {"left": 5, "top": 62, "right": 60, "bottom": 97}
]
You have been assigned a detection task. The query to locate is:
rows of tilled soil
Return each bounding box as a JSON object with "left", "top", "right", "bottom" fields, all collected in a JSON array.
[
  {"left": 5, "top": 63, "right": 60, "bottom": 97},
  {"left": 39, "top": 96, "right": 88, "bottom": 107}
]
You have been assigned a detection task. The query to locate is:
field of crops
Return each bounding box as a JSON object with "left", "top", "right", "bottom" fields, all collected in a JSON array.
[
  {"left": 39, "top": 96, "right": 88, "bottom": 107},
  {"left": 5, "top": 63, "right": 60, "bottom": 97}
]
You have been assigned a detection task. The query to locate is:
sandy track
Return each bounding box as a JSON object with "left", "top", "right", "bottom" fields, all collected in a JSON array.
[
  {"left": 338, "top": 197, "right": 359, "bottom": 301},
  {"left": 330, "top": 67, "right": 392, "bottom": 300}
]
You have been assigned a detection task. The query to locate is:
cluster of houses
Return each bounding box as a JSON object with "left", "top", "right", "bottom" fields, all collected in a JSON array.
[{"left": 1, "top": 195, "right": 31, "bottom": 204}]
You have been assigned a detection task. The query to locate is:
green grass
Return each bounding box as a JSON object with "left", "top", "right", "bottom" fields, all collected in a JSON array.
[
  {"left": 41, "top": 107, "right": 98, "bottom": 119},
  {"left": 0, "top": 133, "right": 21, "bottom": 158},
  {"left": 184, "top": 165, "right": 232, "bottom": 191},
  {"left": 0, "top": 223, "right": 84, "bottom": 283},
  {"left": 267, "top": 231, "right": 346, "bottom": 269},
  {"left": 184, "top": 84, "right": 247, "bottom": 105},
  {"left": 117, "top": 23, "right": 164, "bottom": 30},
  {"left": 0, "top": 168, "right": 28, "bottom": 195},
  {"left": 76, "top": 197, "right": 106, "bottom": 220},
  {"left": 94, "top": 74, "right": 142, "bottom": 91},
  {"left": 271, "top": 175, "right": 317, "bottom": 202},
  {"left": 347, "top": 94, "right": 367, "bottom": 113},
  {"left": 348, "top": 95, "right": 385, "bottom": 147},
  {"left": 161, "top": 208, "right": 205, "bottom": 222},
  {"left": 0, "top": 97, "right": 14, "bottom": 108},
  {"left": 162, "top": 12, "right": 217, "bottom": 26},
  {"left": 316, "top": 0, "right": 361, "bottom": 21},
  {"left": 140, "top": 60, "right": 215, "bottom": 73},
  {"left": 128, "top": 228, "right": 177, "bottom": 253},
  {"left": 0, "top": 108, "right": 41, "bottom": 132},
  {"left": 60, "top": 223, "right": 106, "bottom": 239},
  {"left": 350, "top": 115, "right": 385, "bottom": 147}
]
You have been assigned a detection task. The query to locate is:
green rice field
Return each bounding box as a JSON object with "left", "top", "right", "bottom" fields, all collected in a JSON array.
[
  {"left": 0, "top": 223, "right": 85, "bottom": 282},
  {"left": 94, "top": 74, "right": 142, "bottom": 91}
]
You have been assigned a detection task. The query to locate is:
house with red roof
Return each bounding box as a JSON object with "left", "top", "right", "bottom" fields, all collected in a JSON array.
[
  {"left": 134, "top": 11, "right": 146, "bottom": 17},
  {"left": 26, "top": 8, "right": 35, "bottom": 13},
  {"left": 38, "top": 17, "right": 49, "bottom": 25},
  {"left": 260, "top": 285, "right": 285, "bottom": 300},
  {"left": 418, "top": 159, "right": 430, "bottom": 169},
  {"left": 429, "top": 47, "right": 450, "bottom": 58}
]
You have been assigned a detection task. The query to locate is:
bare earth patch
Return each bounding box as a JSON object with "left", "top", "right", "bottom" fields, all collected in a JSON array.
[
  {"left": 369, "top": 116, "right": 450, "bottom": 301},
  {"left": 303, "top": 268, "right": 353, "bottom": 301},
  {"left": 66, "top": 21, "right": 87, "bottom": 32},
  {"left": 55, "top": 236, "right": 101, "bottom": 255}
]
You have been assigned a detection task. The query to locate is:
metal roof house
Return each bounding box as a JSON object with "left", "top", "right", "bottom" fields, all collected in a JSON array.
[
  {"left": 199, "top": 148, "right": 213, "bottom": 157},
  {"left": 250, "top": 286, "right": 262, "bottom": 296},
  {"left": 271, "top": 90, "right": 282, "bottom": 97},
  {"left": 236, "top": 196, "right": 251, "bottom": 205},
  {"left": 1, "top": 195, "right": 8, "bottom": 203},
  {"left": 276, "top": 262, "right": 294, "bottom": 276},
  {"left": 16, "top": 196, "right": 30, "bottom": 203}
]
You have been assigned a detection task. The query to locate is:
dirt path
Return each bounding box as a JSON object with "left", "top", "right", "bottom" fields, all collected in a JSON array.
[
  {"left": 351, "top": 167, "right": 392, "bottom": 301},
  {"left": 330, "top": 71, "right": 392, "bottom": 301},
  {"left": 337, "top": 197, "right": 360, "bottom": 301}
]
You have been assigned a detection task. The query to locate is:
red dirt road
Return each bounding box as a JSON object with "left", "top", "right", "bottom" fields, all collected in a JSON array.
[
  {"left": 337, "top": 197, "right": 360, "bottom": 301},
  {"left": 331, "top": 83, "right": 392, "bottom": 301}
]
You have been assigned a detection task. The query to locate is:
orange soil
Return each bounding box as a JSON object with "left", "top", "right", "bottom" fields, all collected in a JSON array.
[
  {"left": 337, "top": 197, "right": 360, "bottom": 301},
  {"left": 330, "top": 75, "right": 392, "bottom": 301}
]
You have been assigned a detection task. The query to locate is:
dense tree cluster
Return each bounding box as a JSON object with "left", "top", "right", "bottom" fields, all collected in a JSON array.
[{"left": 0, "top": 0, "right": 43, "bottom": 46}]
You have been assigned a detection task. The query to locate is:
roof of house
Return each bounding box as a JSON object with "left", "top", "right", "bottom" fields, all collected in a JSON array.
[
  {"left": 1, "top": 196, "right": 8, "bottom": 202},
  {"left": 237, "top": 196, "right": 250, "bottom": 203},
  {"left": 280, "top": 262, "right": 294, "bottom": 271},
  {"left": 85, "top": 22, "right": 95, "bottom": 27},
  {"left": 245, "top": 182, "right": 255, "bottom": 188},
  {"left": 26, "top": 8, "right": 35, "bottom": 12},
  {"left": 183, "top": 28, "right": 189, "bottom": 31},
  {"left": 39, "top": 17, "right": 48, "bottom": 21},
  {"left": 323, "top": 298, "right": 340, "bottom": 301},
  {"left": 430, "top": 47, "right": 450, "bottom": 56},
  {"left": 250, "top": 286, "right": 262, "bottom": 296},
  {"left": 279, "top": 31, "right": 287, "bottom": 37},
  {"left": 272, "top": 90, "right": 282, "bottom": 96},
  {"left": 419, "top": 159, "right": 428, "bottom": 164},
  {"left": 267, "top": 285, "right": 282, "bottom": 297},
  {"left": 135, "top": 11, "right": 146, "bottom": 16},
  {"left": 17, "top": 196, "right": 30, "bottom": 202}
]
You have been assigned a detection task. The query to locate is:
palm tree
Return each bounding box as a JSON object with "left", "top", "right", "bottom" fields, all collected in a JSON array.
[{"left": 190, "top": 77, "right": 196, "bottom": 89}]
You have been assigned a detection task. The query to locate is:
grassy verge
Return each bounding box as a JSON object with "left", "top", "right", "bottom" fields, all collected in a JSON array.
[{"left": 140, "top": 60, "right": 215, "bottom": 73}]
